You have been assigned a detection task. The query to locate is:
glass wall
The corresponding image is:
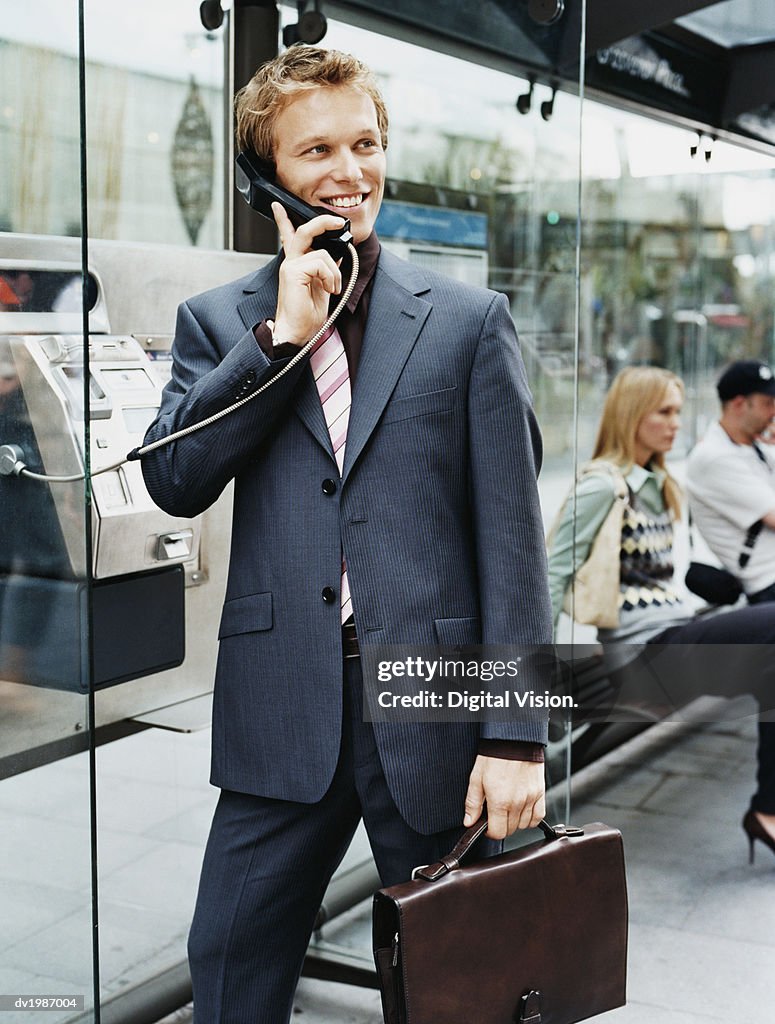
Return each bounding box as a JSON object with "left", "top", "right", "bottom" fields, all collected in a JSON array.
[
  {"left": 2, "top": 2, "right": 231, "bottom": 1017},
  {"left": 1, "top": 0, "right": 227, "bottom": 247},
  {"left": 82, "top": 1, "right": 228, "bottom": 247},
  {"left": 556, "top": 109, "right": 775, "bottom": 650},
  {"left": 2, "top": 0, "right": 774, "bottom": 1018},
  {"left": 80, "top": 3, "right": 230, "bottom": 1010},
  {"left": 576, "top": 112, "right": 775, "bottom": 464},
  {"left": 0, "top": 2, "right": 96, "bottom": 1021}
]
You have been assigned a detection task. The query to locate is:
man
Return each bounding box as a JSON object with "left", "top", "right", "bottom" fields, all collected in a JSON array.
[
  {"left": 142, "top": 46, "right": 551, "bottom": 1023},
  {"left": 687, "top": 359, "right": 775, "bottom": 605}
]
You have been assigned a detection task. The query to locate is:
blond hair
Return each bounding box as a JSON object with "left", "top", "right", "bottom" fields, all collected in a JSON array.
[
  {"left": 234, "top": 46, "right": 388, "bottom": 165},
  {"left": 592, "top": 366, "right": 684, "bottom": 519}
]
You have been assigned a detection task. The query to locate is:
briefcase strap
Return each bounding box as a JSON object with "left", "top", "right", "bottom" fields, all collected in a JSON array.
[{"left": 415, "top": 819, "right": 583, "bottom": 882}]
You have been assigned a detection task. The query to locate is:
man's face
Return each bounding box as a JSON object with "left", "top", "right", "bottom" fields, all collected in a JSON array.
[
  {"left": 272, "top": 85, "right": 386, "bottom": 245},
  {"left": 741, "top": 393, "right": 775, "bottom": 438}
]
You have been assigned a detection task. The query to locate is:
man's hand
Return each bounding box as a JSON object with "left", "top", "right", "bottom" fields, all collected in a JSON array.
[
  {"left": 271, "top": 202, "right": 347, "bottom": 347},
  {"left": 463, "top": 755, "right": 545, "bottom": 839}
]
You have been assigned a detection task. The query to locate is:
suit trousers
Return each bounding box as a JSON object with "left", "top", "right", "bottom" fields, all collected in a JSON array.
[{"left": 188, "top": 655, "right": 497, "bottom": 1024}]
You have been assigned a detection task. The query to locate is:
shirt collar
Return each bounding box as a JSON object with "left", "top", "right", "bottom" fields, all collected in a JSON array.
[
  {"left": 343, "top": 231, "right": 380, "bottom": 313},
  {"left": 627, "top": 462, "right": 666, "bottom": 493},
  {"left": 708, "top": 420, "right": 733, "bottom": 445}
]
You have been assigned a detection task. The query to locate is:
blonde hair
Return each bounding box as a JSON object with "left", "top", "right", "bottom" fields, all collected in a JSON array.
[
  {"left": 234, "top": 46, "right": 389, "bottom": 165},
  {"left": 592, "top": 366, "right": 684, "bottom": 519}
]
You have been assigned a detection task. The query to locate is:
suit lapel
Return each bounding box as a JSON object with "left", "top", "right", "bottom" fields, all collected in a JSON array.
[
  {"left": 236, "top": 257, "right": 333, "bottom": 461},
  {"left": 342, "top": 252, "right": 431, "bottom": 485},
  {"left": 234, "top": 250, "right": 432, "bottom": 477}
]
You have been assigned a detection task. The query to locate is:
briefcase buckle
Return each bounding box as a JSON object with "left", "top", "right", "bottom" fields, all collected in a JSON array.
[
  {"left": 518, "top": 989, "right": 542, "bottom": 1024},
  {"left": 411, "top": 863, "right": 429, "bottom": 880}
]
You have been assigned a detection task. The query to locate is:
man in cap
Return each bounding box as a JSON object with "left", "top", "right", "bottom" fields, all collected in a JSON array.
[{"left": 687, "top": 359, "right": 775, "bottom": 604}]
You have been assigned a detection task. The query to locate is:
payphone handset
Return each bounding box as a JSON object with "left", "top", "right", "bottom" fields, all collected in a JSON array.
[
  {"left": 0, "top": 155, "right": 359, "bottom": 483},
  {"left": 128, "top": 154, "right": 359, "bottom": 463},
  {"left": 235, "top": 149, "right": 353, "bottom": 260}
]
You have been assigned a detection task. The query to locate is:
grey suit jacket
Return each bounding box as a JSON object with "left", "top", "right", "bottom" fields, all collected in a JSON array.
[{"left": 142, "top": 247, "right": 552, "bottom": 834}]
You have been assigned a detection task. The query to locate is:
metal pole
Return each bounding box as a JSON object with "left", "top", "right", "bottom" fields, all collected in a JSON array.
[{"left": 232, "top": 0, "right": 281, "bottom": 254}]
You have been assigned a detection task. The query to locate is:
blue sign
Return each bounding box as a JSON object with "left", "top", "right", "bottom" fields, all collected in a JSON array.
[{"left": 376, "top": 200, "right": 488, "bottom": 249}]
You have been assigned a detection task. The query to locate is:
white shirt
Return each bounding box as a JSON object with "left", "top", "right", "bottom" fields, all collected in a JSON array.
[{"left": 686, "top": 420, "right": 775, "bottom": 595}]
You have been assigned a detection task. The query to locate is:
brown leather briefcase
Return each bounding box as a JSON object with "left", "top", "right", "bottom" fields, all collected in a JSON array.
[{"left": 373, "top": 818, "right": 627, "bottom": 1024}]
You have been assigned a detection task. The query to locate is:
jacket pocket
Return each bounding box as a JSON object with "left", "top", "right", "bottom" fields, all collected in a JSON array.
[
  {"left": 381, "top": 385, "right": 456, "bottom": 425},
  {"left": 433, "top": 615, "right": 481, "bottom": 647},
  {"left": 218, "top": 591, "right": 273, "bottom": 638}
]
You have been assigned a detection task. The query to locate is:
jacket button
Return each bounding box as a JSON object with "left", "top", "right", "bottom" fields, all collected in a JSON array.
[
  {"left": 321, "top": 586, "right": 336, "bottom": 604},
  {"left": 322, "top": 478, "right": 337, "bottom": 495},
  {"left": 245, "top": 370, "right": 256, "bottom": 384}
]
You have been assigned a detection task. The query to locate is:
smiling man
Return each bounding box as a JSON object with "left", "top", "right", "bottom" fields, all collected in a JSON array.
[{"left": 141, "top": 46, "right": 552, "bottom": 1023}]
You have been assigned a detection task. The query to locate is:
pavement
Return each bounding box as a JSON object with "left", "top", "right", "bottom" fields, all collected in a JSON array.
[
  {"left": 147, "top": 701, "right": 775, "bottom": 1024},
  {"left": 6, "top": 696, "right": 774, "bottom": 1024},
  {"left": 3, "top": 457, "right": 775, "bottom": 1023},
  {"left": 282, "top": 703, "right": 775, "bottom": 1024}
]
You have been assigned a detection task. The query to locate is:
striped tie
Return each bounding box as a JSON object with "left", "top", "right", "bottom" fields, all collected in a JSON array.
[{"left": 310, "top": 327, "right": 352, "bottom": 623}]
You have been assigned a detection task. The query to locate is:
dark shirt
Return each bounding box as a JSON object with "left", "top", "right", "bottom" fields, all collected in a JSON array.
[{"left": 253, "top": 232, "right": 543, "bottom": 765}]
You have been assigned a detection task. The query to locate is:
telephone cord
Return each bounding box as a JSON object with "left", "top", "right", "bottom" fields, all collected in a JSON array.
[{"left": 1, "top": 243, "right": 359, "bottom": 484}]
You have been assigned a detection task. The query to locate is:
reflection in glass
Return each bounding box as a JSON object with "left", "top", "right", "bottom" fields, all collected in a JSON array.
[
  {"left": 0, "top": 270, "right": 98, "bottom": 313},
  {"left": 0, "top": 0, "right": 227, "bottom": 246},
  {"left": 0, "top": 3, "right": 95, "bottom": 1018}
]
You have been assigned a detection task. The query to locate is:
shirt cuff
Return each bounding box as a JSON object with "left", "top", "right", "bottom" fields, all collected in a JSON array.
[
  {"left": 253, "top": 320, "right": 299, "bottom": 361},
  {"left": 477, "top": 739, "right": 545, "bottom": 763}
]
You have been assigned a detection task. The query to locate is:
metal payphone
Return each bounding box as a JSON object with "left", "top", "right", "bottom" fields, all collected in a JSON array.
[
  {"left": 0, "top": 235, "right": 264, "bottom": 772},
  {"left": 0, "top": 259, "right": 200, "bottom": 693}
]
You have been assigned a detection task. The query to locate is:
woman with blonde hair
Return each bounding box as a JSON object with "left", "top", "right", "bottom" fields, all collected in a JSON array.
[{"left": 548, "top": 365, "right": 775, "bottom": 863}]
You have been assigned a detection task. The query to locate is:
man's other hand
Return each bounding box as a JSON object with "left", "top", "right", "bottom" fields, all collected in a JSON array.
[{"left": 463, "top": 755, "right": 545, "bottom": 839}]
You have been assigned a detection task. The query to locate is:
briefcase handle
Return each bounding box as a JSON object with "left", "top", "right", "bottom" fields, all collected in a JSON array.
[{"left": 415, "top": 817, "right": 583, "bottom": 882}]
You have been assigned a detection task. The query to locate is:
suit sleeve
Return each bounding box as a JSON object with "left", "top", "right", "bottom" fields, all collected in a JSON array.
[
  {"left": 141, "top": 298, "right": 310, "bottom": 518},
  {"left": 467, "top": 292, "right": 553, "bottom": 744}
]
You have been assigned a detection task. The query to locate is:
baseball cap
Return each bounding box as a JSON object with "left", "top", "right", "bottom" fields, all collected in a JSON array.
[{"left": 716, "top": 360, "right": 775, "bottom": 401}]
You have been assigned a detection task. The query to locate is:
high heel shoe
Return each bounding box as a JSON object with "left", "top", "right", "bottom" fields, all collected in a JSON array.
[{"left": 742, "top": 810, "right": 775, "bottom": 864}]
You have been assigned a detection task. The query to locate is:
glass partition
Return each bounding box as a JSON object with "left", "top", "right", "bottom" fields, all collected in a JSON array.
[
  {"left": 80, "top": 0, "right": 230, "bottom": 1012},
  {"left": 0, "top": 2, "right": 96, "bottom": 1021},
  {"left": 563, "top": 110, "right": 775, "bottom": 629},
  {"left": 0, "top": 0, "right": 228, "bottom": 247},
  {"left": 14, "top": 0, "right": 775, "bottom": 1017},
  {"left": 81, "top": 0, "right": 228, "bottom": 247},
  {"left": 552, "top": 97, "right": 775, "bottom": 775},
  {"left": 573, "top": 110, "right": 775, "bottom": 467}
]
